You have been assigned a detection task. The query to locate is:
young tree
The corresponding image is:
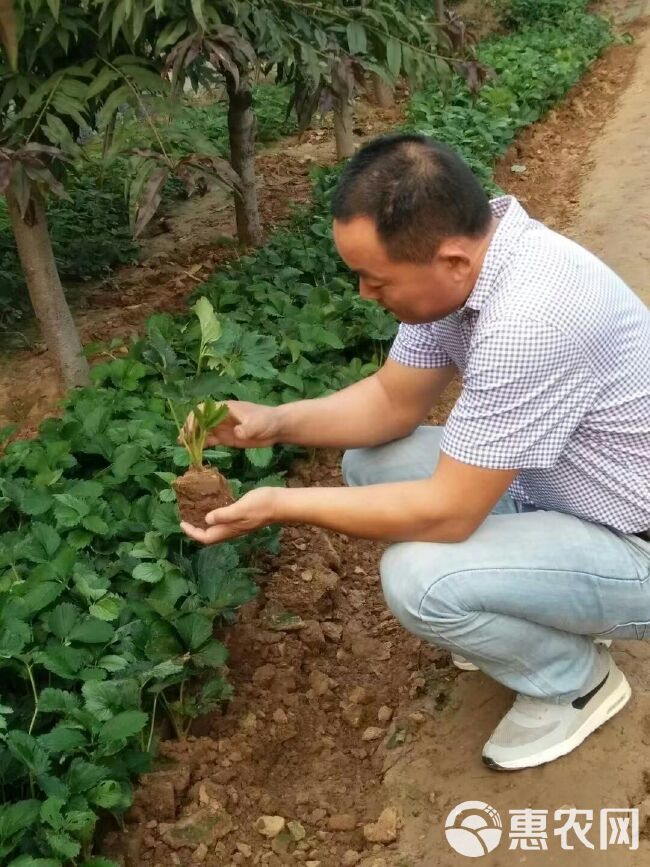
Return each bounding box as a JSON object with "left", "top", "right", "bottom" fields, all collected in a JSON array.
[
  {"left": 0, "top": 1, "right": 174, "bottom": 387},
  {"left": 0, "top": 1, "right": 238, "bottom": 387}
]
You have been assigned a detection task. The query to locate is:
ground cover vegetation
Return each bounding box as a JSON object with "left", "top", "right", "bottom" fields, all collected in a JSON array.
[{"left": 0, "top": 1, "right": 613, "bottom": 863}]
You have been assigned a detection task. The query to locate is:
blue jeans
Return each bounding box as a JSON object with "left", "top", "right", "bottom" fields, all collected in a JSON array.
[{"left": 342, "top": 427, "right": 650, "bottom": 704}]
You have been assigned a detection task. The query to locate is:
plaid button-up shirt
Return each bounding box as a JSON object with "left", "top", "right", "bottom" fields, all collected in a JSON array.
[{"left": 389, "top": 196, "right": 650, "bottom": 534}]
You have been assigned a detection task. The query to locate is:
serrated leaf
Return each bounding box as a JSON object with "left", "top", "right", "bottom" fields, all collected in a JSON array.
[
  {"left": 133, "top": 562, "right": 164, "bottom": 584},
  {"left": 245, "top": 447, "right": 273, "bottom": 467},
  {"left": 87, "top": 779, "right": 124, "bottom": 809},
  {"left": 0, "top": 800, "right": 41, "bottom": 846},
  {"left": 130, "top": 531, "right": 165, "bottom": 560},
  {"left": 69, "top": 618, "right": 115, "bottom": 645},
  {"left": 112, "top": 444, "right": 143, "bottom": 477},
  {"left": 82, "top": 679, "right": 133, "bottom": 721},
  {"left": 98, "top": 710, "right": 148, "bottom": 745},
  {"left": 89, "top": 594, "right": 123, "bottom": 622},
  {"left": 45, "top": 603, "right": 81, "bottom": 641},
  {"left": 39, "top": 725, "right": 86, "bottom": 755},
  {"left": 21, "top": 490, "right": 53, "bottom": 516},
  {"left": 22, "top": 581, "right": 64, "bottom": 615},
  {"left": 45, "top": 831, "right": 80, "bottom": 860},
  {"left": 35, "top": 645, "right": 91, "bottom": 679},
  {"left": 193, "top": 296, "right": 221, "bottom": 345},
  {"left": 6, "top": 731, "right": 51, "bottom": 776},
  {"left": 175, "top": 612, "right": 213, "bottom": 651},
  {"left": 73, "top": 567, "right": 110, "bottom": 602},
  {"left": 82, "top": 515, "right": 109, "bottom": 535},
  {"left": 53, "top": 493, "right": 90, "bottom": 517},
  {"left": 98, "top": 654, "right": 128, "bottom": 672},
  {"left": 144, "top": 659, "right": 185, "bottom": 683},
  {"left": 39, "top": 688, "right": 80, "bottom": 714},
  {"left": 0, "top": 621, "right": 31, "bottom": 658},
  {"left": 192, "top": 639, "right": 228, "bottom": 668},
  {"left": 31, "top": 524, "right": 61, "bottom": 557},
  {"left": 66, "top": 759, "right": 109, "bottom": 794}
]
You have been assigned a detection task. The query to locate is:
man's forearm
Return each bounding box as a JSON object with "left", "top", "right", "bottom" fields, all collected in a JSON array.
[
  {"left": 272, "top": 481, "right": 470, "bottom": 543},
  {"left": 273, "top": 375, "right": 412, "bottom": 449}
]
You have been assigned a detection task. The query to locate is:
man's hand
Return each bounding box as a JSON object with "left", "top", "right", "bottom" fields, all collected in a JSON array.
[
  {"left": 179, "top": 400, "right": 282, "bottom": 449},
  {"left": 179, "top": 453, "right": 518, "bottom": 546},
  {"left": 180, "top": 487, "right": 279, "bottom": 544}
]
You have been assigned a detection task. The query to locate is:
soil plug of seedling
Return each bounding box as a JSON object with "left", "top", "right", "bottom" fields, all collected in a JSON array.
[{"left": 174, "top": 399, "right": 234, "bottom": 528}]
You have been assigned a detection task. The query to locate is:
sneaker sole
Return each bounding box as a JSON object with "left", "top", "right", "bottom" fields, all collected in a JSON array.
[
  {"left": 453, "top": 639, "right": 613, "bottom": 673},
  {"left": 482, "top": 670, "right": 631, "bottom": 772}
]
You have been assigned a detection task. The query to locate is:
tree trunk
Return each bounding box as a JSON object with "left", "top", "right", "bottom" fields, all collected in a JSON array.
[
  {"left": 435, "top": 0, "right": 446, "bottom": 24},
  {"left": 226, "top": 72, "right": 263, "bottom": 247},
  {"left": 332, "top": 59, "right": 355, "bottom": 160},
  {"left": 333, "top": 101, "right": 354, "bottom": 160},
  {"left": 371, "top": 72, "right": 394, "bottom": 108},
  {"left": 6, "top": 191, "right": 89, "bottom": 389}
]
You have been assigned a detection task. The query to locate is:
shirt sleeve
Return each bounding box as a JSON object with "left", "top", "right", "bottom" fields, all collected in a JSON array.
[
  {"left": 389, "top": 322, "right": 454, "bottom": 369},
  {"left": 441, "top": 319, "right": 599, "bottom": 469}
]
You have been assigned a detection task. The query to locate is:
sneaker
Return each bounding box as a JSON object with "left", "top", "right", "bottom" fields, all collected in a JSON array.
[
  {"left": 451, "top": 638, "right": 612, "bottom": 672},
  {"left": 482, "top": 648, "right": 631, "bottom": 771}
]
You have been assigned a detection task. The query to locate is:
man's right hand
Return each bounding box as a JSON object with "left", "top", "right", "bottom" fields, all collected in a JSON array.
[{"left": 179, "top": 401, "right": 281, "bottom": 450}]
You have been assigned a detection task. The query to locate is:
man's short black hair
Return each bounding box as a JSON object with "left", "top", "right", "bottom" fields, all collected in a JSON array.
[{"left": 331, "top": 133, "right": 492, "bottom": 264}]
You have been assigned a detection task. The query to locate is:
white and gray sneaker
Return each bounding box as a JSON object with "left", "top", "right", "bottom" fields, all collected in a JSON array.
[
  {"left": 451, "top": 637, "right": 612, "bottom": 672},
  {"left": 482, "top": 647, "right": 631, "bottom": 771}
]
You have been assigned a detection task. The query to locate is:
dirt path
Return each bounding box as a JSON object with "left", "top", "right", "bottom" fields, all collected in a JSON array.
[
  {"left": 570, "top": 21, "right": 650, "bottom": 305},
  {"left": 382, "top": 10, "right": 650, "bottom": 867}
]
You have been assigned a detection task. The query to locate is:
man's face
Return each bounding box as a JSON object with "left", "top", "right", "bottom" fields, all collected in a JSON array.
[{"left": 333, "top": 216, "right": 473, "bottom": 324}]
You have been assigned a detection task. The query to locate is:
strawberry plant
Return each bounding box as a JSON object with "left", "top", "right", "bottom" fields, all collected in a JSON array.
[{"left": 165, "top": 298, "right": 235, "bottom": 528}]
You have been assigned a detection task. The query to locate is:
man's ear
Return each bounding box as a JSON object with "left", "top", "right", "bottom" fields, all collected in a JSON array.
[{"left": 438, "top": 240, "right": 473, "bottom": 278}]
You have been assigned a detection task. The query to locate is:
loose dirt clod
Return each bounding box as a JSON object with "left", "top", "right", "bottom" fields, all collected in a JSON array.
[{"left": 173, "top": 466, "right": 234, "bottom": 528}]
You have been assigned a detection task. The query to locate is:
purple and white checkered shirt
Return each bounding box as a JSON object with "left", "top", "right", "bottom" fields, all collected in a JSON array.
[{"left": 389, "top": 195, "right": 650, "bottom": 534}]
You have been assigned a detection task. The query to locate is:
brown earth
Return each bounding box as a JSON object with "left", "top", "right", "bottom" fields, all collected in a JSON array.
[
  {"left": 174, "top": 467, "right": 235, "bottom": 529},
  {"left": 103, "top": 7, "right": 650, "bottom": 867}
]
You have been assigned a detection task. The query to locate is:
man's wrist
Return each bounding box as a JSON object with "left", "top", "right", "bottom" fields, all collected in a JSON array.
[{"left": 271, "top": 402, "right": 295, "bottom": 444}]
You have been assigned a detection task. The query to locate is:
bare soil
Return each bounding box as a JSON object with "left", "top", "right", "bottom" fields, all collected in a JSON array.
[{"left": 174, "top": 467, "right": 235, "bottom": 528}]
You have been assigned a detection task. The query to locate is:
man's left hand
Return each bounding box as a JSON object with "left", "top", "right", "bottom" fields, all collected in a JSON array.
[{"left": 180, "top": 487, "right": 278, "bottom": 545}]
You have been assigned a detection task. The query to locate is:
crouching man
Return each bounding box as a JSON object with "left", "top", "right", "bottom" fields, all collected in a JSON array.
[{"left": 181, "top": 134, "right": 650, "bottom": 770}]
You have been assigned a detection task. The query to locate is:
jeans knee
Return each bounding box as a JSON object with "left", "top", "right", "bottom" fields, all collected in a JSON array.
[
  {"left": 341, "top": 447, "right": 371, "bottom": 487},
  {"left": 380, "top": 544, "right": 464, "bottom": 636}
]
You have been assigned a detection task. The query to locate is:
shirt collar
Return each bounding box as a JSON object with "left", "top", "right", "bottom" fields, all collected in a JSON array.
[{"left": 463, "top": 195, "right": 531, "bottom": 312}]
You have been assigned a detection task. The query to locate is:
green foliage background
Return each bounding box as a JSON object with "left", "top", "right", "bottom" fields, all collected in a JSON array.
[{"left": 0, "top": 83, "right": 294, "bottom": 332}]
